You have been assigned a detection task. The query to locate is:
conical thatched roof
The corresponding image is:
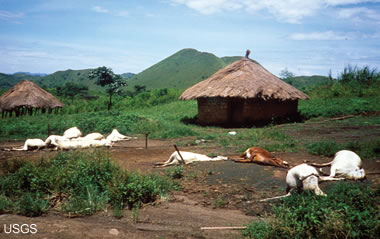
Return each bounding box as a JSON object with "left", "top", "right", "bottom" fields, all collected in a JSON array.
[
  {"left": 180, "top": 57, "right": 309, "bottom": 101},
  {"left": 0, "top": 80, "right": 64, "bottom": 111}
]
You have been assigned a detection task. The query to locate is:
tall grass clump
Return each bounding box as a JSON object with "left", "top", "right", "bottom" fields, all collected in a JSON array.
[
  {"left": 306, "top": 140, "right": 380, "bottom": 159},
  {"left": 0, "top": 150, "right": 175, "bottom": 217},
  {"left": 242, "top": 183, "right": 380, "bottom": 239},
  {"left": 301, "top": 65, "right": 379, "bottom": 119}
]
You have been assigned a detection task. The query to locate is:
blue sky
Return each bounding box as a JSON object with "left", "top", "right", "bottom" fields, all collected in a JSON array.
[{"left": 1, "top": 0, "right": 380, "bottom": 77}]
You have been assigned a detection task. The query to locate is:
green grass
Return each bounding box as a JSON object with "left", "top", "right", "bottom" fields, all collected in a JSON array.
[
  {"left": 243, "top": 183, "right": 380, "bottom": 239},
  {"left": 299, "top": 97, "right": 379, "bottom": 119},
  {"left": 0, "top": 150, "right": 175, "bottom": 217},
  {"left": 306, "top": 140, "right": 379, "bottom": 159}
]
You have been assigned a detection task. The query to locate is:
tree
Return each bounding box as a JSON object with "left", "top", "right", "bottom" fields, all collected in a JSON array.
[
  {"left": 279, "top": 68, "right": 295, "bottom": 85},
  {"left": 89, "top": 66, "right": 126, "bottom": 110},
  {"left": 134, "top": 118, "right": 159, "bottom": 149},
  {"left": 56, "top": 82, "right": 88, "bottom": 103}
]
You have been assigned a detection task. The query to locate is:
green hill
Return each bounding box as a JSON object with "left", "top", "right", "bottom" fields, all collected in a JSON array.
[
  {"left": 126, "top": 48, "right": 241, "bottom": 89},
  {"left": 0, "top": 73, "right": 42, "bottom": 89},
  {"left": 283, "top": 75, "right": 331, "bottom": 91},
  {"left": 0, "top": 48, "right": 331, "bottom": 93},
  {"left": 35, "top": 69, "right": 103, "bottom": 91}
]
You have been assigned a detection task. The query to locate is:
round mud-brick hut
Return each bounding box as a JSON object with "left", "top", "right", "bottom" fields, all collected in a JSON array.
[
  {"left": 180, "top": 51, "right": 309, "bottom": 126},
  {"left": 0, "top": 80, "right": 64, "bottom": 117}
]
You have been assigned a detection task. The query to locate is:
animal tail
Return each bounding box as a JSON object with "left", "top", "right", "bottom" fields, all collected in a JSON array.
[
  {"left": 260, "top": 192, "right": 292, "bottom": 202},
  {"left": 153, "top": 162, "right": 165, "bottom": 166},
  {"left": 311, "top": 161, "right": 332, "bottom": 167},
  {"left": 11, "top": 146, "right": 26, "bottom": 151}
]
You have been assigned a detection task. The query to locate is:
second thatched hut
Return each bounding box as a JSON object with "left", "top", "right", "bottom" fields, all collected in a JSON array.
[
  {"left": 180, "top": 51, "right": 309, "bottom": 126},
  {"left": 0, "top": 80, "right": 64, "bottom": 117}
]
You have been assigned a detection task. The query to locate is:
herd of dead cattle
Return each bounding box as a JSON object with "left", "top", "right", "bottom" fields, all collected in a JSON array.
[{"left": 2, "top": 126, "right": 366, "bottom": 201}]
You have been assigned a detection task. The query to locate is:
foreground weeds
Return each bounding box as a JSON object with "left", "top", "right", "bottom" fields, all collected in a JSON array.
[
  {"left": 0, "top": 150, "right": 175, "bottom": 217},
  {"left": 243, "top": 183, "right": 380, "bottom": 239}
]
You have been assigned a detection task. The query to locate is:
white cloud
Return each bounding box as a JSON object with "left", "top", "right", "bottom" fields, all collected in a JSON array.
[
  {"left": 116, "top": 10, "right": 129, "bottom": 17},
  {"left": 290, "top": 31, "right": 354, "bottom": 40},
  {"left": 337, "top": 7, "right": 380, "bottom": 23},
  {"left": 0, "top": 10, "right": 24, "bottom": 22},
  {"left": 170, "top": 0, "right": 380, "bottom": 23},
  {"left": 91, "top": 6, "right": 109, "bottom": 14},
  {"left": 326, "top": 0, "right": 380, "bottom": 5}
]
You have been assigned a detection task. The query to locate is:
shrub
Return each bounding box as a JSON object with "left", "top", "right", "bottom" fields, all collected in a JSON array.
[
  {"left": 62, "top": 184, "right": 109, "bottom": 216},
  {"left": 165, "top": 166, "right": 184, "bottom": 179},
  {"left": 242, "top": 183, "right": 380, "bottom": 239},
  {"left": 242, "top": 219, "right": 273, "bottom": 239},
  {"left": 17, "top": 193, "right": 49, "bottom": 217},
  {"left": 0, "top": 150, "right": 175, "bottom": 217}
]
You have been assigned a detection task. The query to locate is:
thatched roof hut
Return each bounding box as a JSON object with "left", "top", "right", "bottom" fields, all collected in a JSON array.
[
  {"left": 0, "top": 80, "right": 64, "bottom": 117},
  {"left": 180, "top": 51, "right": 309, "bottom": 126}
]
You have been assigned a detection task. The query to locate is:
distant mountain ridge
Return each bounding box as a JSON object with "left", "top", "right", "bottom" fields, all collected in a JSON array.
[
  {"left": 13, "top": 72, "right": 48, "bottom": 77},
  {"left": 0, "top": 48, "right": 330, "bottom": 93}
]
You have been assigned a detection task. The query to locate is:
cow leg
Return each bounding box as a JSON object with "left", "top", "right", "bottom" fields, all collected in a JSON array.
[{"left": 319, "top": 176, "right": 345, "bottom": 182}]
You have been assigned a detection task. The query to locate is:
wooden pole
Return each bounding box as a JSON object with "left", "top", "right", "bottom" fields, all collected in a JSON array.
[
  {"left": 201, "top": 226, "right": 247, "bottom": 230},
  {"left": 173, "top": 144, "right": 186, "bottom": 165}
]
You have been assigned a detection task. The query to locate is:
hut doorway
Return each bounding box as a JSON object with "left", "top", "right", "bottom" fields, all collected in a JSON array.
[{"left": 228, "top": 98, "right": 244, "bottom": 124}]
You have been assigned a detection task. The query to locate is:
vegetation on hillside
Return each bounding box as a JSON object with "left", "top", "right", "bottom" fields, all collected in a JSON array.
[{"left": 0, "top": 72, "right": 41, "bottom": 89}]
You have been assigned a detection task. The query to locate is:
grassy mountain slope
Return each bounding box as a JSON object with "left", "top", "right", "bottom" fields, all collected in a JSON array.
[
  {"left": 34, "top": 69, "right": 104, "bottom": 91},
  {"left": 126, "top": 48, "right": 241, "bottom": 89},
  {"left": 0, "top": 48, "right": 331, "bottom": 93},
  {"left": 283, "top": 75, "right": 331, "bottom": 91},
  {"left": 0, "top": 73, "right": 42, "bottom": 89}
]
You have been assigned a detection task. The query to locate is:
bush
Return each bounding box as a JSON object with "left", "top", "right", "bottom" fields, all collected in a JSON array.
[
  {"left": 242, "top": 219, "right": 273, "bottom": 239},
  {"left": 242, "top": 183, "right": 380, "bottom": 239},
  {"left": 165, "top": 166, "right": 184, "bottom": 179},
  {"left": 0, "top": 150, "right": 175, "bottom": 217},
  {"left": 17, "top": 193, "right": 49, "bottom": 217}
]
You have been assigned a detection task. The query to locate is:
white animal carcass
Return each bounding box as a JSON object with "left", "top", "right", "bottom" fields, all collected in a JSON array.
[
  {"left": 154, "top": 151, "right": 228, "bottom": 167},
  {"left": 12, "top": 138, "right": 46, "bottom": 151},
  {"left": 63, "top": 127, "right": 82, "bottom": 139},
  {"left": 260, "top": 163, "right": 344, "bottom": 202},
  {"left": 312, "top": 150, "right": 365, "bottom": 180},
  {"left": 106, "top": 129, "right": 131, "bottom": 142},
  {"left": 45, "top": 135, "right": 65, "bottom": 148}
]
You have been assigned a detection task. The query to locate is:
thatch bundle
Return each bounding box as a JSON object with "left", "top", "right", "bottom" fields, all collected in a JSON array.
[
  {"left": 180, "top": 57, "right": 309, "bottom": 101},
  {"left": 0, "top": 80, "right": 64, "bottom": 117}
]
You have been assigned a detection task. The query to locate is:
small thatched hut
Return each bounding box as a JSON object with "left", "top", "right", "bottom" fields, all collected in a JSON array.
[
  {"left": 0, "top": 80, "right": 64, "bottom": 117},
  {"left": 180, "top": 51, "right": 309, "bottom": 126}
]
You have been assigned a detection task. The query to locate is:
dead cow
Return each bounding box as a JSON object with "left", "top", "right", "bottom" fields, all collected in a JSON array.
[
  {"left": 312, "top": 150, "right": 365, "bottom": 180},
  {"left": 232, "top": 147, "right": 289, "bottom": 168},
  {"left": 11, "top": 138, "right": 46, "bottom": 151},
  {"left": 260, "top": 163, "right": 344, "bottom": 202},
  {"left": 154, "top": 151, "right": 228, "bottom": 168}
]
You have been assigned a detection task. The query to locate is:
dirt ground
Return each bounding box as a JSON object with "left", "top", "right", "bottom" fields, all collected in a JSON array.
[{"left": 0, "top": 120, "right": 379, "bottom": 239}]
